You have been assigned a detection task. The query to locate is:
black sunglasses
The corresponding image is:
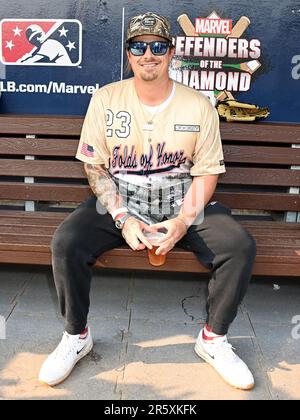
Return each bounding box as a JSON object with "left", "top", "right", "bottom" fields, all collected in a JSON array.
[{"left": 127, "top": 40, "right": 171, "bottom": 56}]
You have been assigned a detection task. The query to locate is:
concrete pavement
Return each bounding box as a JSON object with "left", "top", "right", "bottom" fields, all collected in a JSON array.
[{"left": 0, "top": 264, "right": 299, "bottom": 400}]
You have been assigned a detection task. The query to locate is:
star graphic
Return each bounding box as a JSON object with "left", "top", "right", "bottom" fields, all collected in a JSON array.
[
  {"left": 58, "top": 27, "right": 69, "bottom": 37},
  {"left": 66, "top": 41, "right": 76, "bottom": 51},
  {"left": 5, "top": 40, "right": 15, "bottom": 50},
  {"left": 13, "top": 26, "right": 22, "bottom": 37}
]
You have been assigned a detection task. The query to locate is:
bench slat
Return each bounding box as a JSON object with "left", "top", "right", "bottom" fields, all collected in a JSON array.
[
  {"left": 0, "top": 211, "right": 298, "bottom": 234},
  {"left": 0, "top": 234, "right": 53, "bottom": 244},
  {"left": 0, "top": 242, "right": 298, "bottom": 259},
  {"left": 0, "top": 250, "right": 52, "bottom": 265},
  {"left": 1, "top": 140, "right": 299, "bottom": 165},
  {"left": 1, "top": 160, "right": 299, "bottom": 185},
  {"left": 0, "top": 182, "right": 91, "bottom": 202},
  {"left": 0, "top": 244, "right": 297, "bottom": 260},
  {"left": 214, "top": 192, "right": 300, "bottom": 212},
  {"left": 0, "top": 159, "right": 86, "bottom": 178},
  {"left": 89, "top": 246, "right": 300, "bottom": 261},
  {"left": 0, "top": 212, "right": 68, "bottom": 226},
  {"left": 223, "top": 145, "right": 300, "bottom": 165},
  {"left": 0, "top": 115, "right": 83, "bottom": 136},
  {"left": 243, "top": 228, "right": 300, "bottom": 237},
  {"left": 0, "top": 138, "right": 78, "bottom": 156},
  {"left": 95, "top": 249, "right": 300, "bottom": 276},
  {"left": 219, "top": 167, "right": 300, "bottom": 187},
  {"left": 0, "top": 211, "right": 297, "bottom": 229},
  {"left": 0, "top": 210, "right": 69, "bottom": 219},
  {"left": 1, "top": 164, "right": 299, "bottom": 187},
  {"left": 0, "top": 230, "right": 299, "bottom": 248},
  {"left": 1, "top": 117, "right": 299, "bottom": 144},
  {"left": 0, "top": 216, "right": 66, "bottom": 226},
  {"left": 0, "top": 184, "right": 299, "bottom": 211},
  {"left": 0, "top": 219, "right": 299, "bottom": 239},
  {"left": 0, "top": 225, "right": 57, "bottom": 235},
  {"left": 242, "top": 220, "right": 300, "bottom": 229},
  {"left": 1, "top": 226, "right": 297, "bottom": 240},
  {"left": 220, "top": 122, "right": 300, "bottom": 144},
  {"left": 0, "top": 248, "right": 298, "bottom": 276}
]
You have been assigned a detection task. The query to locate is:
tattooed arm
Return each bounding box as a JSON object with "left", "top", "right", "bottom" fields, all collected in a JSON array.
[
  {"left": 84, "top": 163, "right": 154, "bottom": 251},
  {"left": 84, "top": 163, "right": 123, "bottom": 215}
]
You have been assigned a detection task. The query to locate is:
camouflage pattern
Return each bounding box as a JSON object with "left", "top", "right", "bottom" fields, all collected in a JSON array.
[{"left": 126, "top": 12, "right": 172, "bottom": 42}]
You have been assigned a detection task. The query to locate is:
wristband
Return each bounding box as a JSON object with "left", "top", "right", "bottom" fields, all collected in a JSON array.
[{"left": 111, "top": 207, "right": 128, "bottom": 221}]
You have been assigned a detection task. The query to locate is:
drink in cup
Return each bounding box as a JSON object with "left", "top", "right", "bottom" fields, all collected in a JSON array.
[{"left": 144, "top": 231, "right": 167, "bottom": 267}]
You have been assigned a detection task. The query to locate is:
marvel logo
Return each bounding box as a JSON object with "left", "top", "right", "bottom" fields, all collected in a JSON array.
[{"left": 195, "top": 18, "right": 232, "bottom": 35}]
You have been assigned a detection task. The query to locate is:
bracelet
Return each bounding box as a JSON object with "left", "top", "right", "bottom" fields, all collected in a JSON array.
[{"left": 111, "top": 207, "right": 128, "bottom": 220}]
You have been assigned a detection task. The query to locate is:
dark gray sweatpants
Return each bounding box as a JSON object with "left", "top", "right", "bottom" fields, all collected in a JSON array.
[{"left": 51, "top": 196, "right": 256, "bottom": 336}]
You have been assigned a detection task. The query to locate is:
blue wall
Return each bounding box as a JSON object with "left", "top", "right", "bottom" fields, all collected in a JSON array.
[{"left": 0, "top": 0, "right": 299, "bottom": 123}]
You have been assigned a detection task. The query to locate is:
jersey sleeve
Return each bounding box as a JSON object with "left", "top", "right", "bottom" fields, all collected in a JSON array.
[
  {"left": 190, "top": 99, "right": 226, "bottom": 177},
  {"left": 76, "top": 90, "right": 110, "bottom": 167}
]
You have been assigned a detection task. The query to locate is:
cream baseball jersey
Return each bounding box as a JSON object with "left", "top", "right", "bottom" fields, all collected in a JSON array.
[
  {"left": 76, "top": 78, "right": 226, "bottom": 223},
  {"left": 77, "top": 77, "right": 225, "bottom": 176}
]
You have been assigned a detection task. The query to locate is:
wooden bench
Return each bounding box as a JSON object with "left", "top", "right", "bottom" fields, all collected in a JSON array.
[{"left": 0, "top": 115, "right": 299, "bottom": 277}]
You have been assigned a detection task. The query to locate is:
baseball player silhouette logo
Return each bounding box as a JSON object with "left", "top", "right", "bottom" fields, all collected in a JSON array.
[{"left": 0, "top": 19, "right": 82, "bottom": 66}]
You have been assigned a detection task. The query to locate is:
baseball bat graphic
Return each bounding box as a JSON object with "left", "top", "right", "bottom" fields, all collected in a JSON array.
[
  {"left": 222, "top": 15, "right": 251, "bottom": 99},
  {"left": 227, "top": 16, "right": 250, "bottom": 38},
  {"left": 178, "top": 14, "right": 251, "bottom": 39},
  {"left": 177, "top": 14, "right": 197, "bottom": 36},
  {"left": 177, "top": 14, "right": 254, "bottom": 100},
  {"left": 172, "top": 59, "right": 261, "bottom": 75},
  {"left": 177, "top": 13, "right": 234, "bottom": 100},
  {"left": 223, "top": 59, "right": 261, "bottom": 74}
]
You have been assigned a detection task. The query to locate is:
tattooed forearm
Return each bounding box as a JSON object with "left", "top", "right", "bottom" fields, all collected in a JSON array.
[{"left": 84, "top": 163, "right": 122, "bottom": 214}]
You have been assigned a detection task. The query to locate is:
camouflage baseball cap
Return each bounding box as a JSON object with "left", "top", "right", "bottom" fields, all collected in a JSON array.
[{"left": 126, "top": 12, "right": 172, "bottom": 42}]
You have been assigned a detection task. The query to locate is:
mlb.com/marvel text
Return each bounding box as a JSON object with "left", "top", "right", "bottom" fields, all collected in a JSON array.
[{"left": 0, "top": 81, "right": 100, "bottom": 95}]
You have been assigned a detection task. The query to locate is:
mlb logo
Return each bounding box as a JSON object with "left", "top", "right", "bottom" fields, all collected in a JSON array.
[{"left": 0, "top": 19, "right": 82, "bottom": 66}]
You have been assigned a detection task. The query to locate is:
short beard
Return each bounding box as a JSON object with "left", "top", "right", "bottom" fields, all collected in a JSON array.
[{"left": 141, "top": 72, "right": 158, "bottom": 82}]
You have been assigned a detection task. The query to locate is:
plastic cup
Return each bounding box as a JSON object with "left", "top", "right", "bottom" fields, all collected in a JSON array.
[{"left": 144, "top": 231, "right": 167, "bottom": 267}]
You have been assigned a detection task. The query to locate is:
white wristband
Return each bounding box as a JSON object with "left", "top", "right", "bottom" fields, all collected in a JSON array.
[{"left": 111, "top": 207, "right": 128, "bottom": 220}]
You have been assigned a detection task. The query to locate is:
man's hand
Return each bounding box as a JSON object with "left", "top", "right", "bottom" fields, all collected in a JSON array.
[
  {"left": 150, "top": 217, "right": 188, "bottom": 256},
  {"left": 122, "top": 217, "right": 155, "bottom": 251}
]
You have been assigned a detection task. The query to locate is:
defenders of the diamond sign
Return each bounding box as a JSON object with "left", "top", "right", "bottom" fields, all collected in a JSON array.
[{"left": 170, "top": 11, "right": 262, "bottom": 102}]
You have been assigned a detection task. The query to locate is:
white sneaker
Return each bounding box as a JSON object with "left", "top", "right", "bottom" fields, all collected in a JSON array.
[
  {"left": 39, "top": 328, "right": 93, "bottom": 386},
  {"left": 194, "top": 329, "right": 254, "bottom": 390}
]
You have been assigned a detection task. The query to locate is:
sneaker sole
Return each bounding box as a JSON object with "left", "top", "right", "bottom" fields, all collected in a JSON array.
[
  {"left": 194, "top": 343, "right": 254, "bottom": 391},
  {"left": 39, "top": 340, "right": 93, "bottom": 387}
]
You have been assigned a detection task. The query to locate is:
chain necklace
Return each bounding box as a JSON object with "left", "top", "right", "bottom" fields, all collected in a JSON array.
[
  {"left": 141, "top": 104, "right": 160, "bottom": 140},
  {"left": 137, "top": 82, "right": 176, "bottom": 144},
  {"left": 137, "top": 99, "right": 161, "bottom": 144}
]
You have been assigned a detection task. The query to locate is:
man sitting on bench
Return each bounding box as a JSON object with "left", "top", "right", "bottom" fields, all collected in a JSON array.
[{"left": 38, "top": 12, "right": 256, "bottom": 390}]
